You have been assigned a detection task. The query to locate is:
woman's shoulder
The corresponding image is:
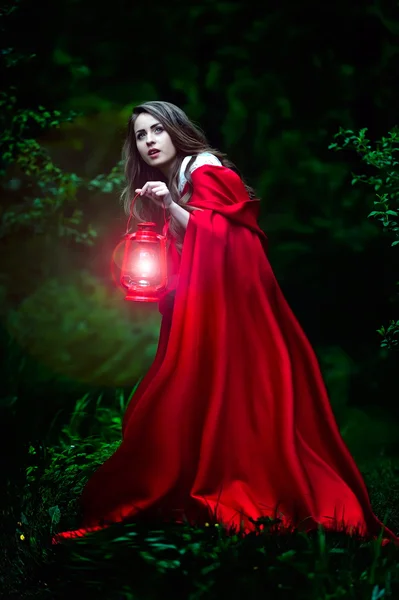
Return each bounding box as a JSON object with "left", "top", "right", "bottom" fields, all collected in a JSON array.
[
  {"left": 178, "top": 152, "right": 223, "bottom": 193},
  {"left": 182, "top": 151, "right": 223, "bottom": 171}
]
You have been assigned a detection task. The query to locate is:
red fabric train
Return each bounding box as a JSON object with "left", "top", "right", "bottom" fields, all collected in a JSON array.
[{"left": 53, "top": 165, "right": 398, "bottom": 545}]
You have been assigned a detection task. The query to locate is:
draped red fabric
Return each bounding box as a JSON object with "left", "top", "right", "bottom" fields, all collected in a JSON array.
[{"left": 53, "top": 165, "right": 398, "bottom": 545}]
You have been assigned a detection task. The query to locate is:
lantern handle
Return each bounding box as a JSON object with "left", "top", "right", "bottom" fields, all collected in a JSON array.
[{"left": 125, "top": 192, "right": 168, "bottom": 235}]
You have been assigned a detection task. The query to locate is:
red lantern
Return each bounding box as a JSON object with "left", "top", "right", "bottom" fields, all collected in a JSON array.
[
  {"left": 117, "top": 192, "right": 168, "bottom": 302},
  {"left": 120, "top": 222, "right": 168, "bottom": 302}
]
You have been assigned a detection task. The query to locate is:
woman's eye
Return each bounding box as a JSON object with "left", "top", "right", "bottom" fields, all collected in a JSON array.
[{"left": 137, "top": 127, "right": 163, "bottom": 140}]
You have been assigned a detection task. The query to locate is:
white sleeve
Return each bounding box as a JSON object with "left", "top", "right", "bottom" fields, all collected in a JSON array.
[{"left": 178, "top": 152, "right": 222, "bottom": 193}]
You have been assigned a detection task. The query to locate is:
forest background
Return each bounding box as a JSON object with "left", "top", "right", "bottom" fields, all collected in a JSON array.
[{"left": 1, "top": 0, "right": 399, "bottom": 577}]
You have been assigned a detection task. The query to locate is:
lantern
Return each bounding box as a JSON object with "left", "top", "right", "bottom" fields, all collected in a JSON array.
[
  {"left": 119, "top": 222, "right": 168, "bottom": 302},
  {"left": 113, "top": 191, "right": 169, "bottom": 302}
]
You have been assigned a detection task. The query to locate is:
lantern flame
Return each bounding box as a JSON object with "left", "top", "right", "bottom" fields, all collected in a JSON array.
[
  {"left": 131, "top": 248, "right": 160, "bottom": 279},
  {"left": 134, "top": 251, "right": 156, "bottom": 277}
]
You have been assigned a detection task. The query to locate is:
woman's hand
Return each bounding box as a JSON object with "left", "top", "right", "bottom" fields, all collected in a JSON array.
[{"left": 135, "top": 182, "right": 173, "bottom": 209}]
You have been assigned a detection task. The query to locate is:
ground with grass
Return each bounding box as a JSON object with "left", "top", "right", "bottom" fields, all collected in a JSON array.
[{"left": 2, "top": 438, "right": 399, "bottom": 599}]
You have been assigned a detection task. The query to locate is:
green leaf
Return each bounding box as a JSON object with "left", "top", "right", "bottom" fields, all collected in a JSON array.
[
  {"left": 48, "top": 505, "right": 61, "bottom": 524},
  {"left": 277, "top": 549, "right": 297, "bottom": 561},
  {"left": 201, "top": 563, "right": 220, "bottom": 575}
]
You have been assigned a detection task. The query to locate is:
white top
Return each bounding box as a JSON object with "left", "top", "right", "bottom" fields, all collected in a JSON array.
[{"left": 178, "top": 151, "right": 222, "bottom": 194}]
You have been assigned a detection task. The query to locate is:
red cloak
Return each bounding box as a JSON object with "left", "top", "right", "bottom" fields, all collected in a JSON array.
[{"left": 53, "top": 165, "right": 398, "bottom": 544}]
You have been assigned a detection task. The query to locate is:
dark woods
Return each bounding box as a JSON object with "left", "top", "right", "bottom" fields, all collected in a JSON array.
[{"left": 1, "top": 0, "right": 399, "bottom": 597}]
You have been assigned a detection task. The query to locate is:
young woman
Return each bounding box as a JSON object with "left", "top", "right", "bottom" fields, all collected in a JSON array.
[{"left": 54, "top": 101, "right": 398, "bottom": 544}]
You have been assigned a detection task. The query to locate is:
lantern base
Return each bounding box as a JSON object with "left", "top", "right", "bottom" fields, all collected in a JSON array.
[{"left": 124, "top": 293, "right": 160, "bottom": 303}]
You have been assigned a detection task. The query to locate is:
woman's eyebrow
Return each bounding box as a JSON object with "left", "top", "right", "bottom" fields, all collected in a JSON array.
[{"left": 135, "top": 122, "right": 162, "bottom": 135}]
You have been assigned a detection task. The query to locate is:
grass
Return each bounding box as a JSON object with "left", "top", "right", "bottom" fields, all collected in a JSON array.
[{"left": 1, "top": 391, "right": 399, "bottom": 599}]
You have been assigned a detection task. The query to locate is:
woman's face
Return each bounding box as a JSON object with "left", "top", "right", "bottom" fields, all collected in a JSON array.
[{"left": 134, "top": 112, "right": 177, "bottom": 177}]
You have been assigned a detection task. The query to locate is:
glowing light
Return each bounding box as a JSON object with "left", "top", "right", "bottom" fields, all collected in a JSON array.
[
  {"left": 132, "top": 250, "right": 157, "bottom": 277},
  {"left": 115, "top": 222, "right": 168, "bottom": 302}
]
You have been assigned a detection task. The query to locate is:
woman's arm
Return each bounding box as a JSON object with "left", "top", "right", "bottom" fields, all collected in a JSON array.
[
  {"left": 169, "top": 201, "right": 191, "bottom": 230},
  {"left": 137, "top": 182, "right": 194, "bottom": 231}
]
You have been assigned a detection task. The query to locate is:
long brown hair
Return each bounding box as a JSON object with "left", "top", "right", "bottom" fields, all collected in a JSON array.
[{"left": 120, "top": 100, "right": 257, "bottom": 252}]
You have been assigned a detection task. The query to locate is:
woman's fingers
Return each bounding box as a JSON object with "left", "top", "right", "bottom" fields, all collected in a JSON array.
[
  {"left": 138, "top": 182, "right": 168, "bottom": 202},
  {"left": 141, "top": 182, "right": 152, "bottom": 196}
]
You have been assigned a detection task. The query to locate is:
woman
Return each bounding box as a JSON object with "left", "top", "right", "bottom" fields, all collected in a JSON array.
[{"left": 54, "top": 101, "right": 398, "bottom": 544}]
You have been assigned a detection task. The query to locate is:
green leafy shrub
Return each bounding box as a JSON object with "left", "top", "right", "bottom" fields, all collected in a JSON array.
[
  {"left": 0, "top": 1, "right": 124, "bottom": 245},
  {"left": 1, "top": 436, "right": 119, "bottom": 598},
  {"left": 329, "top": 128, "right": 399, "bottom": 350},
  {"left": 0, "top": 0, "right": 125, "bottom": 284}
]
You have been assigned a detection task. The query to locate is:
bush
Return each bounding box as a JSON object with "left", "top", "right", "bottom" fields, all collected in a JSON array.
[{"left": 330, "top": 127, "right": 399, "bottom": 350}]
